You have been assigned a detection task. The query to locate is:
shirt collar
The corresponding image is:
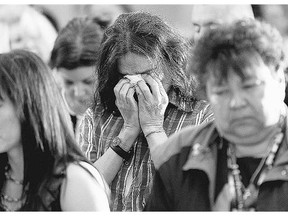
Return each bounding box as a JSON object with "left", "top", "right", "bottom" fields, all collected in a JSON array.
[{"left": 168, "top": 87, "right": 198, "bottom": 112}]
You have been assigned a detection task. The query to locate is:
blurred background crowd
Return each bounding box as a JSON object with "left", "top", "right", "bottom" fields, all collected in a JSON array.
[
  {"left": 23, "top": 4, "right": 288, "bottom": 39},
  {"left": 1, "top": 4, "right": 288, "bottom": 63},
  {"left": 1, "top": 4, "right": 288, "bottom": 61},
  {"left": 1, "top": 4, "right": 288, "bottom": 211}
]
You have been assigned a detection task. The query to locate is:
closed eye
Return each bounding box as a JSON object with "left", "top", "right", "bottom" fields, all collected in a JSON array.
[
  {"left": 242, "top": 80, "right": 263, "bottom": 89},
  {"left": 64, "top": 80, "right": 74, "bottom": 86},
  {"left": 83, "top": 79, "right": 95, "bottom": 85},
  {"left": 213, "top": 88, "right": 229, "bottom": 95}
]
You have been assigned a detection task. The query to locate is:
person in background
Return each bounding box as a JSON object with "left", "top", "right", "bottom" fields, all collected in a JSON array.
[
  {"left": 50, "top": 17, "right": 104, "bottom": 136},
  {"left": 0, "top": 5, "right": 57, "bottom": 64},
  {"left": 78, "top": 11, "right": 213, "bottom": 211},
  {"left": 0, "top": 50, "right": 110, "bottom": 211},
  {"left": 79, "top": 4, "right": 132, "bottom": 28},
  {"left": 191, "top": 5, "right": 254, "bottom": 45},
  {"left": 145, "top": 18, "right": 288, "bottom": 211},
  {"left": 189, "top": 4, "right": 255, "bottom": 100},
  {"left": 31, "top": 5, "right": 60, "bottom": 32},
  {"left": 250, "top": 5, "right": 288, "bottom": 107}
]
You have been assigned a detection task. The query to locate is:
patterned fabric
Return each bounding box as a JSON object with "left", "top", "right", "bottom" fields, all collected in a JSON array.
[{"left": 78, "top": 89, "right": 214, "bottom": 211}]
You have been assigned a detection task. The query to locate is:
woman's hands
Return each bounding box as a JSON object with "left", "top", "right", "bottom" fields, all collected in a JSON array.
[
  {"left": 114, "top": 78, "right": 141, "bottom": 136},
  {"left": 114, "top": 74, "right": 168, "bottom": 138},
  {"left": 135, "top": 74, "right": 169, "bottom": 136}
]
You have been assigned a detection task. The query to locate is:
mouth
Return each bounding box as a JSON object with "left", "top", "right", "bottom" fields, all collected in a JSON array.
[{"left": 229, "top": 116, "right": 254, "bottom": 125}]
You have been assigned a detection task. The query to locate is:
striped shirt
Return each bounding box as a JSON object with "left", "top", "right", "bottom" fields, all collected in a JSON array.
[{"left": 78, "top": 90, "right": 214, "bottom": 211}]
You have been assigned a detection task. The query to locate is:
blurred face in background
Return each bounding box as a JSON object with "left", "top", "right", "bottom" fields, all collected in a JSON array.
[
  {"left": 9, "top": 15, "right": 42, "bottom": 58},
  {"left": 0, "top": 5, "right": 57, "bottom": 63},
  {"left": 83, "top": 4, "right": 125, "bottom": 26},
  {"left": 191, "top": 5, "right": 254, "bottom": 44},
  {"left": 57, "top": 66, "right": 97, "bottom": 115}
]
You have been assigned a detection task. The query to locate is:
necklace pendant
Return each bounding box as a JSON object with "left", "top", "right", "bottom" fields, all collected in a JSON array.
[{"left": 243, "top": 184, "right": 258, "bottom": 210}]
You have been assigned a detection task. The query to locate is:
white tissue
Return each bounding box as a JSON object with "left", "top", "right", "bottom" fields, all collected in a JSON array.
[{"left": 124, "top": 74, "right": 144, "bottom": 85}]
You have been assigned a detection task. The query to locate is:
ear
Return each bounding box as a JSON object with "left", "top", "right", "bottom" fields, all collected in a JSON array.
[
  {"left": 277, "top": 67, "right": 285, "bottom": 84},
  {"left": 275, "top": 67, "right": 286, "bottom": 101}
]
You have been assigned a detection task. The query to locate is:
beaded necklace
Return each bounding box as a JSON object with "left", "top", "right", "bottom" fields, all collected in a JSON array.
[
  {"left": 0, "top": 164, "right": 27, "bottom": 211},
  {"left": 227, "top": 130, "right": 284, "bottom": 211},
  {"left": 4, "top": 165, "right": 23, "bottom": 185}
]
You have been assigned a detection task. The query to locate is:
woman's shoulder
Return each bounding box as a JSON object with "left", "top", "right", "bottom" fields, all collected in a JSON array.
[
  {"left": 60, "top": 161, "right": 110, "bottom": 211},
  {"left": 73, "top": 162, "right": 106, "bottom": 186},
  {"left": 153, "top": 121, "right": 216, "bottom": 169},
  {"left": 65, "top": 161, "right": 109, "bottom": 192}
]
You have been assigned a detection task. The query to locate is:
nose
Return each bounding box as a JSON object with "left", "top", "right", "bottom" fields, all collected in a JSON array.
[
  {"left": 229, "top": 91, "right": 246, "bottom": 109},
  {"left": 73, "top": 85, "right": 86, "bottom": 97}
]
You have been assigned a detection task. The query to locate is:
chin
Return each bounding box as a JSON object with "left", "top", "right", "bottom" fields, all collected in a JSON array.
[
  {"left": 71, "top": 105, "right": 88, "bottom": 116},
  {"left": 233, "top": 125, "right": 258, "bottom": 136},
  {"left": 224, "top": 127, "right": 262, "bottom": 144}
]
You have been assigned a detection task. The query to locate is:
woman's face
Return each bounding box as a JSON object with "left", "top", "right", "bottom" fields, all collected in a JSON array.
[
  {"left": 9, "top": 12, "right": 56, "bottom": 64},
  {"left": 118, "top": 52, "right": 171, "bottom": 92},
  {"left": 0, "top": 95, "right": 22, "bottom": 154},
  {"left": 206, "top": 61, "right": 285, "bottom": 144},
  {"left": 57, "top": 66, "right": 97, "bottom": 115}
]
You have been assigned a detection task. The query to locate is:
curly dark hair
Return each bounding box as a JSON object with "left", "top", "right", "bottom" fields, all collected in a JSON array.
[
  {"left": 94, "top": 11, "right": 194, "bottom": 114},
  {"left": 191, "top": 18, "right": 286, "bottom": 96}
]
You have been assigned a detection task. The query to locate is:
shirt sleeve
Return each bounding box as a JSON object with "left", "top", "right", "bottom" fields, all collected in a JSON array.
[
  {"left": 78, "top": 109, "right": 98, "bottom": 163},
  {"left": 200, "top": 103, "right": 214, "bottom": 124}
]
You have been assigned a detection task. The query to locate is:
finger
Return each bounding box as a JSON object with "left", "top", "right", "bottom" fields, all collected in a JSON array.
[
  {"left": 135, "top": 84, "right": 145, "bottom": 102},
  {"left": 151, "top": 75, "right": 165, "bottom": 93},
  {"left": 142, "top": 74, "right": 162, "bottom": 101},
  {"left": 152, "top": 75, "right": 169, "bottom": 103},
  {"left": 126, "top": 87, "right": 137, "bottom": 107},
  {"left": 119, "top": 82, "right": 132, "bottom": 104},
  {"left": 136, "top": 80, "right": 153, "bottom": 101},
  {"left": 114, "top": 78, "right": 130, "bottom": 100},
  {"left": 158, "top": 80, "right": 169, "bottom": 102}
]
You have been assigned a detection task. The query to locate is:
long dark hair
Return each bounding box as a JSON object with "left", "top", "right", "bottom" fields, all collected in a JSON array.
[
  {"left": 0, "top": 50, "right": 88, "bottom": 209},
  {"left": 94, "top": 11, "right": 194, "bottom": 114}
]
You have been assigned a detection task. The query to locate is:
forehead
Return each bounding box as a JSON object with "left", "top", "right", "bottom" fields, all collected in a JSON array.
[
  {"left": 118, "top": 53, "right": 157, "bottom": 75},
  {"left": 89, "top": 5, "right": 123, "bottom": 16},
  {"left": 191, "top": 5, "right": 254, "bottom": 25},
  {"left": 57, "top": 66, "right": 95, "bottom": 81},
  {"left": 9, "top": 14, "right": 40, "bottom": 39},
  {"left": 208, "top": 62, "right": 272, "bottom": 85}
]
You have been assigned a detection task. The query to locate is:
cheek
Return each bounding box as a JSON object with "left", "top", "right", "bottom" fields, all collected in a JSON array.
[
  {"left": 2, "top": 115, "right": 21, "bottom": 145},
  {"left": 81, "top": 84, "right": 94, "bottom": 97},
  {"left": 256, "top": 84, "right": 283, "bottom": 125},
  {"left": 63, "top": 86, "right": 74, "bottom": 95},
  {"left": 209, "top": 95, "right": 230, "bottom": 128},
  {"left": 210, "top": 99, "right": 228, "bottom": 121}
]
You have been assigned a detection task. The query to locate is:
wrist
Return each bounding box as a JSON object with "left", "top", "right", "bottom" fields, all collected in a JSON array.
[
  {"left": 122, "top": 125, "right": 140, "bottom": 136},
  {"left": 110, "top": 136, "right": 133, "bottom": 161},
  {"left": 117, "top": 127, "right": 139, "bottom": 151},
  {"left": 144, "top": 128, "right": 165, "bottom": 138}
]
